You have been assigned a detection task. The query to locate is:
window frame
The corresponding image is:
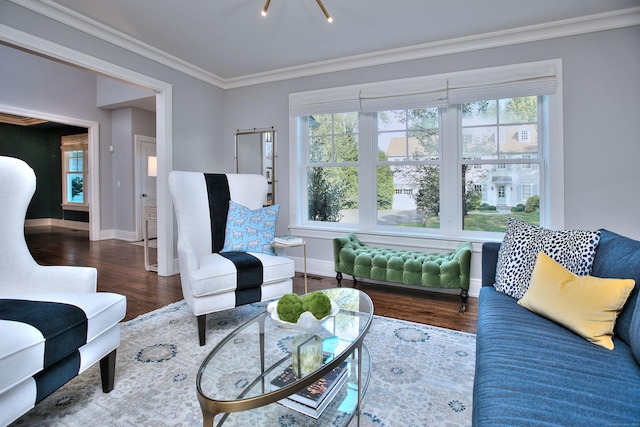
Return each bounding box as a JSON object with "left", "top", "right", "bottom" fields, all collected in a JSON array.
[
  {"left": 288, "top": 60, "right": 564, "bottom": 245},
  {"left": 60, "top": 133, "right": 89, "bottom": 212}
]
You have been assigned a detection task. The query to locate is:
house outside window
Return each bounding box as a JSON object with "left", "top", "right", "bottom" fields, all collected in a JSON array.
[
  {"left": 60, "top": 133, "right": 89, "bottom": 211},
  {"left": 290, "top": 60, "right": 561, "bottom": 239}
]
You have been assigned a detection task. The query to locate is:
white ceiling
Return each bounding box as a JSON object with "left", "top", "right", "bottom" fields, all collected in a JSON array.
[{"left": 28, "top": 0, "right": 640, "bottom": 83}]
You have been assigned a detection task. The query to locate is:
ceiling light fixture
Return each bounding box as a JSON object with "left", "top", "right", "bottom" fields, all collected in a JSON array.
[
  {"left": 316, "top": 0, "right": 333, "bottom": 23},
  {"left": 260, "top": 0, "right": 333, "bottom": 23},
  {"left": 261, "top": 0, "right": 270, "bottom": 17}
]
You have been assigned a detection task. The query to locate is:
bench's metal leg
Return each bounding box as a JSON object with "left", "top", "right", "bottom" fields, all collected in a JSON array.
[{"left": 459, "top": 289, "right": 469, "bottom": 313}]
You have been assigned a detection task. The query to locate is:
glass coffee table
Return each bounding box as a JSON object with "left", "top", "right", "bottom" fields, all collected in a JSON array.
[{"left": 196, "top": 288, "right": 373, "bottom": 426}]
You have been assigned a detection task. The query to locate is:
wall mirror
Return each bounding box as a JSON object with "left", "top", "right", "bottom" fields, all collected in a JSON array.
[{"left": 235, "top": 127, "right": 276, "bottom": 205}]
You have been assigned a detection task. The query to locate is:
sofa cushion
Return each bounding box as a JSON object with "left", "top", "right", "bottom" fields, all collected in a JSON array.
[
  {"left": 630, "top": 297, "right": 640, "bottom": 364},
  {"left": 0, "top": 292, "right": 125, "bottom": 395},
  {"left": 222, "top": 201, "right": 279, "bottom": 255},
  {"left": 473, "top": 286, "right": 640, "bottom": 426},
  {"left": 494, "top": 218, "right": 600, "bottom": 299},
  {"left": 191, "top": 252, "right": 294, "bottom": 297},
  {"left": 591, "top": 229, "right": 640, "bottom": 347},
  {"left": 518, "top": 252, "right": 634, "bottom": 349}
]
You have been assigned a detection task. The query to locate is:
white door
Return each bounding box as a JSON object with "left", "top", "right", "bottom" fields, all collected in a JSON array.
[{"left": 135, "top": 135, "right": 157, "bottom": 241}]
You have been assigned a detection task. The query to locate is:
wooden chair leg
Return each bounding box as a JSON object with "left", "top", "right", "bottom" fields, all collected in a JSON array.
[
  {"left": 198, "top": 314, "right": 207, "bottom": 346},
  {"left": 100, "top": 349, "right": 117, "bottom": 393}
]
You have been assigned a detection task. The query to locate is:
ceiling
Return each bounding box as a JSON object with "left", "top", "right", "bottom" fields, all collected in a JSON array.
[{"left": 23, "top": 0, "right": 640, "bottom": 84}]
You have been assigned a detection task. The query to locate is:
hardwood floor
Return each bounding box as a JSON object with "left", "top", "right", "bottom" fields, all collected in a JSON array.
[{"left": 25, "top": 226, "right": 477, "bottom": 334}]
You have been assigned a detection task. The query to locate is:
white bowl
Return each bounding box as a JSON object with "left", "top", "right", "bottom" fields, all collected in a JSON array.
[{"left": 266, "top": 299, "right": 339, "bottom": 331}]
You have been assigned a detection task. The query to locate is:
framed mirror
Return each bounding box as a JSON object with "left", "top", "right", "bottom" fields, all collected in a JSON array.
[{"left": 235, "top": 127, "right": 276, "bottom": 205}]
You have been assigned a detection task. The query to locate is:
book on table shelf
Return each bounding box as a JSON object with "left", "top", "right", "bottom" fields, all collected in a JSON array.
[
  {"left": 277, "top": 370, "right": 349, "bottom": 419},
  {"left": 270, "top": 361, "right": 349, "bottom": 419},
  {"left": 270, "top": 359, "right": 349, "bottom": 407},
  {"left": 274, "top": 235, "right": 304, "bottom": 245}
]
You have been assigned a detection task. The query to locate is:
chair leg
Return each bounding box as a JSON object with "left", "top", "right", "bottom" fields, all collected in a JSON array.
[
  {"left": 100, "top": 349, "right": 117, "bottom": 393},
  {"left": 198, "top": 314, "right": 207, "bottom": 346}
]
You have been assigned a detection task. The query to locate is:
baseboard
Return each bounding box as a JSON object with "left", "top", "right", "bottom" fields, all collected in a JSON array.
[{"left": 25, "top": 218, "right": 89, "bottom": 230}]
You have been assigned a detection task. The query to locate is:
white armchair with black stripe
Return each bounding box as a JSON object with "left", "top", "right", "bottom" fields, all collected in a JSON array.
[
  {"left": 0, "top": 156, "right": 126, "bottom": 426},
  {"left": 168, "top": 172, "right": 294, "bottom": 346}
]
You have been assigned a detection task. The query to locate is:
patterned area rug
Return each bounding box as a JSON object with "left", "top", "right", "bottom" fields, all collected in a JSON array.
[{"left": 11, "top": 300, "right": 476, "bottom": 427}]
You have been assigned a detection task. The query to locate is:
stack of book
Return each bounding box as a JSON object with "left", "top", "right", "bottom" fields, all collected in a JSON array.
[
  {"left": 270, "top": 360, "right": 349, "bottom": 419},
  {"left": 273, "top": 235, "right": 304, "bottom": 245}
]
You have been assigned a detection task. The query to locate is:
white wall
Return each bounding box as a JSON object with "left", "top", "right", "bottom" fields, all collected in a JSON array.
[{"left": 224, "top": 26, "right": 640, "bottom": 295}]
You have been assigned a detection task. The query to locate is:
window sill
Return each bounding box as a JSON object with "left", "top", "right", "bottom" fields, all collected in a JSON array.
[
  {"left": 287, "top": 224, "right": 501, "bottom": 252},
  {"left": 61, "top": 204, "right": 89, "bottom": 212}
]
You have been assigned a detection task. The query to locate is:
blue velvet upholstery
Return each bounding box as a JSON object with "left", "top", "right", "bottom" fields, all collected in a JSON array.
[
  {"left": 474, "top": 235, "right": 640, "bottom": 426},
  {"left": 591, "top": 229, "right": 640, "bottom": 345}
]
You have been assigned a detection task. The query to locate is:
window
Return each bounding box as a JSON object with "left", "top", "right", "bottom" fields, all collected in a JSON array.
[
  {"left": 290, "top": 60, "right": 561, "bottom": 238},
  {"left": 376, "top": 108, "right": 440, "bottom": 228},
  {"left": 461, "top": 97, "right": 542, "bottom": 231},
  {"left": 60, "top": 133, "right": 89, "bottom": 211}
]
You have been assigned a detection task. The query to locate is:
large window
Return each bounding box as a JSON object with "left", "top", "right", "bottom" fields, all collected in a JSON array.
[
  {"left": 291, "top": 60, "right": 561, "bottom": 238},
  {"left": 60, "top": 133, "right": 89, "bottom": 211},
  {"left": 460, "top": 97, "right": 542, "bottom": 232}
]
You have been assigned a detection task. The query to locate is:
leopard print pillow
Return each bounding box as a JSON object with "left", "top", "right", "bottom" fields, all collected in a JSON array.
[{"left": 494, "top": 218, "right": 601, "bottom": 299}]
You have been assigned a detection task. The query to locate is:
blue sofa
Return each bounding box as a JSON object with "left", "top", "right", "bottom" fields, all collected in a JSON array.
[{"left": 473, "top": 229, "right": 640, "bottom": 426}]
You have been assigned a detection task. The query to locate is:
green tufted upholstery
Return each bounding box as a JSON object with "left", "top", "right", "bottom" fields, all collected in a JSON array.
[{"left": 333, "top": 233, "right": 472, "bottom": 311}]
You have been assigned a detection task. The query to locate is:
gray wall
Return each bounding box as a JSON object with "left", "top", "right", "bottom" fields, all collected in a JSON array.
[
  {"left": 1, "top": 0, "right": 638, "bottom": 287},
  {"left": 223, "top": 26, "right": 640, "bottom": 292},
  {"left": 0, "top": 1, "right": 226, "bottom": 240},
  {"left": 224, "top": 26, "right": 640, "bottom": 241}
]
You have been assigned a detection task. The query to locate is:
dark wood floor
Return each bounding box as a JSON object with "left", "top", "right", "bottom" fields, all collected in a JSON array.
[{"left": 25, "top": 226, "right": 477, "bottom": 334}]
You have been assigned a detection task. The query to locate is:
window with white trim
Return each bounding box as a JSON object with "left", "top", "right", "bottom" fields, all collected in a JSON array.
[
  {"left": 60, "top": 133, "right": 89, "bottom": 211},
  {"left": 290, "top": 60, "right": 561, "bottom": 238}
]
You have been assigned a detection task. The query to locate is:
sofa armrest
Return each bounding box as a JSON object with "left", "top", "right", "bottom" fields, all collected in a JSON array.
[{"left": 482, "top": 242, "right": 501, "bottom": 287}]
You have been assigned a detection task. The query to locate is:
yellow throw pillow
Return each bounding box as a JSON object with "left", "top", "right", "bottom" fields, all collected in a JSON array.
[{"left": 517, "top": 252, "right": 635, "bottom": 350}]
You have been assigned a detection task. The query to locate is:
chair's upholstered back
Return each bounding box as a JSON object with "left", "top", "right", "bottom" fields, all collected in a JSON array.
[
  {"left": 0, "top": 156, "right": 38, "bottom": 273},
  {"left": 0, "top": 156, "right": 97, "bottom": 295},
  {"left": 168, "top": 171, "right": 268, "bottom": 265}
]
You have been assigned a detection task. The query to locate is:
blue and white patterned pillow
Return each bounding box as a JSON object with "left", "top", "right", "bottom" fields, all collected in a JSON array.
[
  {"left": 494, "top": 218, "right": 600, "bottom": 299},
  {"left": 222, "top": 201, "right": 279, "bottom": 255}
]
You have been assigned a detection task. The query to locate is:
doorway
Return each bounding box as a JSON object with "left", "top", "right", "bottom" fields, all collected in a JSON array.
[
  {"left": 135, "top": 135, "right": 157, "bottom": 241},
  {"left": 1, "top": 26, "right": 173, "bottom": 276}
]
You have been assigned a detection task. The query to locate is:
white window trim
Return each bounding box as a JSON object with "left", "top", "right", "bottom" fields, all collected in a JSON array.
[
  {"left": 61, "top": 135, "right": 89, "bottom": 211},
  {"left": 288, "top": 60, "right": 564, "bottom": 246}
]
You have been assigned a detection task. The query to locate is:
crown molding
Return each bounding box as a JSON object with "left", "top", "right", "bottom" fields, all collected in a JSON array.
[
  {"left": 225, "top": 7, "right": 640, "bottom": 89},
  {"left": 8, "top": 1, "right": 640, "bottom": 90},
  {"left": 9, "top": 0, "right": 226, "bottom": 88}
]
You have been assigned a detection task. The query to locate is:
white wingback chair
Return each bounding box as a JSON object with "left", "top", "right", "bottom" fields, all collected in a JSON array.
[
  {"left": 0, "top": 156, "right": 126, "bottom": 426},
  {"left": 168, "top": 172, "right": 294, "bottom": 346}
]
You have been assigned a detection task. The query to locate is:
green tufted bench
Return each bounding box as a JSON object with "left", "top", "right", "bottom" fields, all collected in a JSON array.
[{"left": 333, "top": 233, "right": 472, "bottom": 312}]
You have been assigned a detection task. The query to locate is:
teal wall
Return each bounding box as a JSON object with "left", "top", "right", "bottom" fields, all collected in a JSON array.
[{"left": 0, "top": 122, "right": 89, "bottom": 221}]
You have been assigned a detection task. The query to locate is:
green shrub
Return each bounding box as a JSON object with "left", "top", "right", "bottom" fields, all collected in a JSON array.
[
  {"left": 525, "top": 195, "right": 540, "bottom": 213},
  {"left": 478, "top": 203, "right": 497, "bottom": 211},
  {"left": 511, "top": 204, "right": 525, "bottom": 212}
]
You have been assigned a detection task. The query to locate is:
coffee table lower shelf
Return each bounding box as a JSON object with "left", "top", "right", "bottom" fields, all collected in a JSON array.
[{"left": 212, "top": 345, "right": 370, "bottom": 427}]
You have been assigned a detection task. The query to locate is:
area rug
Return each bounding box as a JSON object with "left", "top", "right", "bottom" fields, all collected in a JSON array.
[{"left": 11, "top": 300, "right": 476, "bottom": 427}]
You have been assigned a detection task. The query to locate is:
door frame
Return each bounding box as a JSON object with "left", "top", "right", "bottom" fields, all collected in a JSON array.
[
  {"left": 134, "top": 135, "right": 157, "bottom": 241},
  {"left": 0, "top": 24, "right": 175, "bottom": 276}
]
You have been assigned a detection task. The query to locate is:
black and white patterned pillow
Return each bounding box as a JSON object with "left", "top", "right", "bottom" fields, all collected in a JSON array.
[{"left": 494, "top": 218, "right": 601, "bottom": 299}]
